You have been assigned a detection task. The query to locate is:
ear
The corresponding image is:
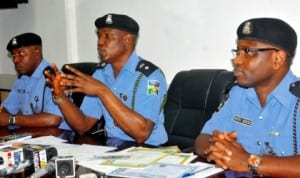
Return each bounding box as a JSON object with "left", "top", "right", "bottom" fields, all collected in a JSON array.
[
  {"left": 123, "top": 33, "right": 135, "bottom": 50},
  {"left": 273, "top": 50, "right": 287, "bottom": 70},
  {"left": 122, "top": 33, "right": 131, "bottom": 44},
  {"left": 33, "top": 46, "right": 42, "bottom": 56}
]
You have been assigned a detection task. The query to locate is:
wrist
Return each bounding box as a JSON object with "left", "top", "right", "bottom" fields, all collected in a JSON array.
[
  {"left": 248, "top": 154, "right": 262, "bottom": 176},
  {"left": 53, "top": 95, "right": 67, "bottom": 104}
]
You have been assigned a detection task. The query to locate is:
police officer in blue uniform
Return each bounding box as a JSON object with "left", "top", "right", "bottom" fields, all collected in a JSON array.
[
  {"left": 195, "top": 18, "right": 300, "bottom": 177},
  {"left": 0, "top": 33, "right": 63, "bottom": 128},
  {"left": 46, "top": 13, "right": 168, "bottom": 146}
]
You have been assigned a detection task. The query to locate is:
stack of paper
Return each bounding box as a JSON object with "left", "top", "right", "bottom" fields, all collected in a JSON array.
[{"left": 77, "top": 146, "right": 223, "bottom": 177}]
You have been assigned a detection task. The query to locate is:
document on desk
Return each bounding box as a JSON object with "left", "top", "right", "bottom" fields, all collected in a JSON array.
[
  {"left": 107, "top": 162, "right": 223, "bottom": 178},
  {"left": 76, "top": 146, "right": 197, "bottom": 176},
  {"left": 100, "top": 146, "right": 195, "bottom": 168},
  {"left": 76, "top": 146, "right": 223, "bottom": 177},
  {"left": 185, "top": 162, "right": 224, "bottom": 178},
  {"left": 107, "top": 163, "right": 198, "bottom": 178},
  {"left": 57, "top": 143, "right": 116, "bottom": 161},
  {"left": 22, "top": 135, "right": 67, "bottom": 145}
]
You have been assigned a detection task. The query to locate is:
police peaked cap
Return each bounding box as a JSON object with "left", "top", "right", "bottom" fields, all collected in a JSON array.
[
  {"left": 95, "top": 13, "right": 139, "bottom": 35},
  {"left": 237, "top": 18, "right": 297, "bottom": 56},
  {"left": 7, "top": 32, "right": 42, "bottom": 52}
]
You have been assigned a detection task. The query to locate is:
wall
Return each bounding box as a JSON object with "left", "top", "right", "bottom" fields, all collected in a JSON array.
[{"left": 0, "top": 0, "right": 300, "bottom": 84}]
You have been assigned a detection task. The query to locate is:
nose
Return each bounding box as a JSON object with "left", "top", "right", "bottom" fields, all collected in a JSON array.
[
  {"left": 12, "top": 55, "right": 21, "bottom": 64},
  {"left": 97, "top": 37, "right": 105, "bottom": 47},
  {"left": 232, "top": 55, "right": 244, "bottom": 65}
]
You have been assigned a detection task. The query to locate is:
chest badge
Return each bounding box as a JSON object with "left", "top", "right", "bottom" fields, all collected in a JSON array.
[{"left": 233, "top": 115, "right": 252, "bottom": 126}]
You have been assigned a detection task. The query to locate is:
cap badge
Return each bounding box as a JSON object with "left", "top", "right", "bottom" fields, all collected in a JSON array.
[
  {"left": 242, "top": 21, "right": 253, "bottom": 35},
  {"left": 105, "top": 14, "right": 113, "bottom": 24},
  {"left": 12, "top": 38, "right": 18, "bottom": 46}
]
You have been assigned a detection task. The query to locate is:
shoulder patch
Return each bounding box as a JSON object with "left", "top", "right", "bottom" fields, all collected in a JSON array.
[
  {"left": 97, "top": 61, "right": 107, "bottom": 69},
  {"left": 136, "top": 59, "right": 158, "bottom": 77}
]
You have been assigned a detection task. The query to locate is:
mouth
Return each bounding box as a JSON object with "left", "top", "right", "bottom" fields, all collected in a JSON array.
[
  {"left": 15, "top": 66, "right": 24, "bottom": 74},
  {"left": 233, "top": 68, "right": 243, "bottom": 77},
  {"left": 15, "top": 65, "right": 23, "bottom": 71},
  {"left": 98, "top": 49, "right": 108, "bottom": 60}
]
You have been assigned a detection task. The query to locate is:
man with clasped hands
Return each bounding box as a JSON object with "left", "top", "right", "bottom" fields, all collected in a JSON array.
[{"left": 195, "top": 18, "right": 300, "bottom": 177}]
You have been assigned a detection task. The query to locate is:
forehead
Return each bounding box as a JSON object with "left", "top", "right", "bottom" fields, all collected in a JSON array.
[
  {"left": 238, "top": 39, "right": 275, "bottom": 48},
  {"left": 11, "top": 46, "right": 31, "bottom": 52},
  {"left": 97, "top": 27, "right": 126, "bottom": 35},
  {"left": 11, "top": 45, "right": 40, "bottom": 55}
]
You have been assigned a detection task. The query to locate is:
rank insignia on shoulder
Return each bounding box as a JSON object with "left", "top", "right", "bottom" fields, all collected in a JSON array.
[
  {"left": 147, "top": 80, "right": 160, "bottom": 95},
  {"left": 97, "top": 61, "right": 107, "bottom": 69},
  {"left": 136, "top": 59, "right": 158, "bottom": 77}
]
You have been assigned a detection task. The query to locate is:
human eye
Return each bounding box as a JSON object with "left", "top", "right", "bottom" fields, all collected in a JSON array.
[
  {"left": 19, "top": 50, "right": 26, "bottom": 56},
  {"left": 244, "top": 48, "right": 258, "bottom": 57},
  {"left": 11, "top": 50, "right": 25, "bottom": 58}
]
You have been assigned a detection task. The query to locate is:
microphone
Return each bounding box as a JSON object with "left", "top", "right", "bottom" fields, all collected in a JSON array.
[
  {"left": 29, "top": 156, "right": 56, "bottom": 178},
  {"left": 29, "top": 155, "right": 75, "bottom": 178},
  {"left": 0, "top": 160, "right": 31, "bottom": 176}
]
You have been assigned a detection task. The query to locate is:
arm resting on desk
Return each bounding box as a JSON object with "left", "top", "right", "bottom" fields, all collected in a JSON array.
[
  {"left": 195, "top": 132, "right": 300, "bottom": 178},
  {"left": 0, "top": 109, "right": 61, "bottom": 127}
]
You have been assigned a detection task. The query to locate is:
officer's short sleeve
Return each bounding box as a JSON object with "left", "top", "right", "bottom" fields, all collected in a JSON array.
[{"left": 133, "top": 69, "right": 167, "bottom": 124}]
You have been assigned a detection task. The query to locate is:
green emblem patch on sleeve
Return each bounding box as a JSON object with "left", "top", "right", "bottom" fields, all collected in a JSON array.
[{"left": 147, "top": 80, "right": 160, "bottom": 95}]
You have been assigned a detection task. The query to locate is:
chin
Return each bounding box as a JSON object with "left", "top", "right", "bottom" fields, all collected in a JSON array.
[{"left": 236, "top": 80, "right": 252, "bottom": 88}]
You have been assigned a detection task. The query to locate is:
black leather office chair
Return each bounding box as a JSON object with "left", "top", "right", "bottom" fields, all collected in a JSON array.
[
  {"left": 163, "top": 69, "right": 235, "bottom": 152},
  {"left": 61, "top": 62, "right": 105, "bottom": 135}
]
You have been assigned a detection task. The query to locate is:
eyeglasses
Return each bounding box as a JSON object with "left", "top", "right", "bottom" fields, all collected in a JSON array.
[{"left": 231, "top": 48, "right": 279, "bottom": 59}]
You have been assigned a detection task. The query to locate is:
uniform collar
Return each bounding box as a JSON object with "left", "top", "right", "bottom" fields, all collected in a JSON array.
[
  {"left": 120, "top": 50, "right": 140, "bottom": 74},
  {"left": 31, "top": 59, "right": 50, "bottom": 79},
  {"left": 19, "top": 59, "right": 49, "bottom": 80},
  {"left": 246, "top": 70, "right": 298, "bottom": 107},
  {"left": 103, "top": 50, "right": 140, "bottom": 76}
]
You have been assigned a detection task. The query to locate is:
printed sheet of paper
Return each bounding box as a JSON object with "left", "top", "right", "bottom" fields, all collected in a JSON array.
[
  {"left": 76, "top": 146, "right": 222, "bottom": 178},
  {"left": 22, "top": 135, "right": 67, "bottom": 145},
  {"left": 100, "top": 146, "right": 195, "bottom": 168},
  {"left": 107, "top": 163, "right": 198, "bottom": 178}
]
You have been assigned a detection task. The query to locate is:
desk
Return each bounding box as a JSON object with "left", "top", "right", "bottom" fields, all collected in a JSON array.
[{"left": 0, "top": 127, "right": 225, "bottom": 178}]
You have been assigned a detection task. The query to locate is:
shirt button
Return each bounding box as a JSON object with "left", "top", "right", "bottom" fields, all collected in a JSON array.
[{"left": 259, "top": 116, "right": 263, "bottom": 120}]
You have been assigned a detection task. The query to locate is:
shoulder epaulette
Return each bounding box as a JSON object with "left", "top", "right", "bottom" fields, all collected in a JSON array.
[
  {"left": 135, "top": 59, "right": 158, "bottom": 77},
  {"left": 97, "top": 61, "right": 107, "bottom": 69}
]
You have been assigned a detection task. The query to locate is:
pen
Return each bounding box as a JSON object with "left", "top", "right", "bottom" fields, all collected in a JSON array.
[
  {"left": 91, "top": 155, "right": 131, "bottom": 160},
  {"left": 91, "top": 129, "right": 104, "bottom": 135},
  {"left": 182, "top": 165, "right": 215, "bottom": 177}
]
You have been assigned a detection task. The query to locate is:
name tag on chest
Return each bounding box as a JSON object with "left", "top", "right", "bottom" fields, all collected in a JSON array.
[{"left": 233, "top": 115, "right": 252, "bottom": 126}]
